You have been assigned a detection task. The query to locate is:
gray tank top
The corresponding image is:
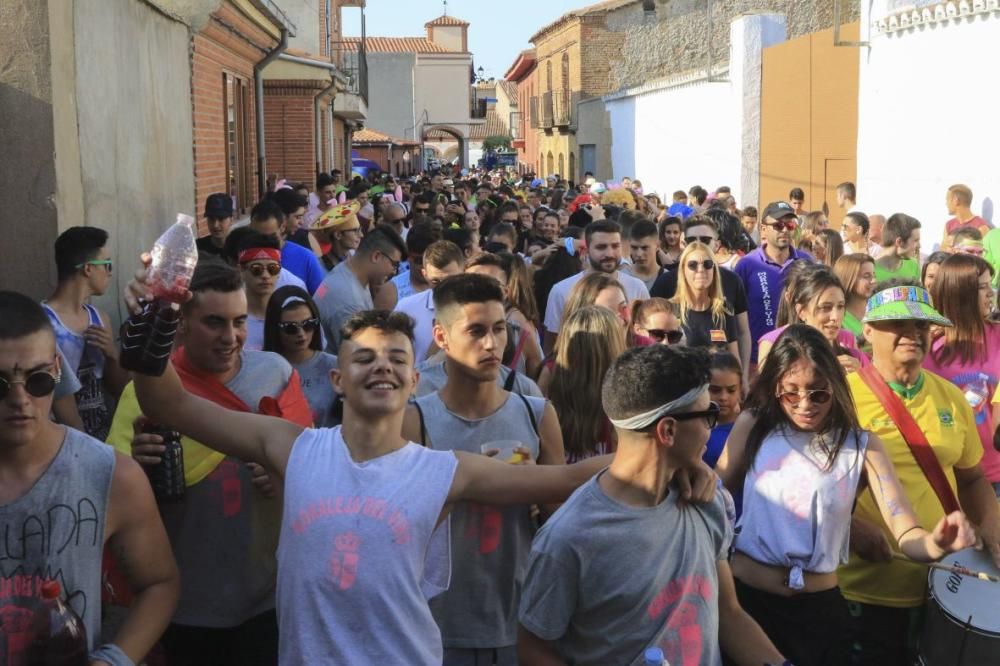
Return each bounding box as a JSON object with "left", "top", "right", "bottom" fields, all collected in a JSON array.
[
  {"left": 0, "top": 428, "right": 114, "bottom": 658},
  {"left": 277, "top": 427, "right": 458, "bottom": 664},
  {"left": 415, "top": 391, "right": 544, "bottom": 648}
]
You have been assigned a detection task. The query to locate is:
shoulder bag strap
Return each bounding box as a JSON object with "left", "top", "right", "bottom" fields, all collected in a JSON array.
[
  {"left": 856, "top": 364, "right": 960, "bottom": 514},
  {"left": 509, "top": 328, "right": 531, "bottom": 372},
  {"left": 413, "top": 401, "right": 428, "bottom": 447}
]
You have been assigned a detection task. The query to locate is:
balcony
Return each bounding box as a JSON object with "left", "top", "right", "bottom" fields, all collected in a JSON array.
[
  {"left": 538, "top": 92, "right": 554, "bottom": 129},
  {"left": 551, "top": 90, "right": 577, "bottom": 128},
  {"left": 332, "top": 40, "right": 368, "bottom": 121}
]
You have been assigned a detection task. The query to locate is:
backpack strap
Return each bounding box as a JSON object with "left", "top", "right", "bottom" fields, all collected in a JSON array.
[
  {"left": 856, "top": 364, "right": 960, "bottom": 514},
  {"left": 517, "top": 393, "right": 541, "bottom": 437},
  {"left": 503, "top": 367, "right": 518, "bottom": 393},
  {"left": 413, "top": 401, "right": 428, "bottom": 447},
  {"left": 508, "top": 328, "right": 531, "bottom": 372}
]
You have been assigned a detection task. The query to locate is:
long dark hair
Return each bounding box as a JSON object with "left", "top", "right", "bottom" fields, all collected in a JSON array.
[
  {"left": 930, "top": 253, "right": 993, "bottom": 365},
  {"left": 263, "top": 285, "right": 323, "bottom": 355},
  {"left": 785, "top": 266, "right": 852, "bottom": 356},
  {"left": 744, "top": 324, "right": 859, "bottom": 475}
]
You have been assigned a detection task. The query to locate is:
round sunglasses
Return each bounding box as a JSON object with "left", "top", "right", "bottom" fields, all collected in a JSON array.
[
  {"left": 646, "top": 328, "right": 684, "bottom": 344},
  {"left": 245, "top": 263, "right": 281, "bottom": 277},
  {"left": 686, "top": 259, "right": 715, "bottom": 272},
  {"left": 0, "top": 370, "right": 59, "bottom": 400},
  {"left": 777, "top": 388, "right": 832, "bottom": 407},
  {"left": 278, "top": 318, "right": 320, "bottom": 335}
]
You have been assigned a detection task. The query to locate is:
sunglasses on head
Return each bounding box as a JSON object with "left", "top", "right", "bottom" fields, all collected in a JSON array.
[
  {"left": 278, "top": 318, "right": 320, "bottom": 335},
  {"left": 764, "top": 219, "right": 798, "bottom": 232},
  {"left": 245, "top": 262, "right": 280, "bottom": 277},
  {"left": 0, "top": 368, "right": 59, "bottom": 400},
  {"left": 646, "top": 328, "right": 684, "bottom": 344},
  {"left": 684, "top": 235, "right": 715, "bottom": 245},
  {"left": 686, "top": 259, "right": 715, "bottom": 272},
  {"left": 777, "top": 388, "right": 832, "bottom": 407}
]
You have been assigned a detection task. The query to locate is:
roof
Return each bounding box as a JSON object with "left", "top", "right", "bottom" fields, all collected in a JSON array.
[
  {"left": 282, "top": 47, "right": 331, "bottom": 63},
  {"left": 353, "top": 127, "right": 420, "bottom": 146},
  {"left": 529, "top": 0, "right": 640, "bottom": 43},
  {"left": 503, "top": 48, "right": 537, "bottom": 81},
  {"left": 425, "top": 14, "right": 469, "bottom": 27},
  {"left": 496, "top": 80, "right": 518, "bottom": 103},
  {"left": 342, "top": 36, "right": 454, "bottom": 54},
  {"left": 469, "top": 109, "right": 509, "bottom": 141}
]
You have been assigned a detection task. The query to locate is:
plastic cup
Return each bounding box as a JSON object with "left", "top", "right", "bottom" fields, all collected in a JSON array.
[{"left": 480, "top": 440, "right": 526, "bottom": 463}]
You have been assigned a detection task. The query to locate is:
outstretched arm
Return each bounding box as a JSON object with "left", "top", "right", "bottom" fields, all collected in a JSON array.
[{"left": 448, "top": 451, "right": 609, "bottom": 507}]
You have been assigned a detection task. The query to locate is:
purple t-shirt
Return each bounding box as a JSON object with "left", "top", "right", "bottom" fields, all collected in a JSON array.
[
  {"left": 758, "top": 325, "right": 869, "bottom": 368},
  {"left": 922, "top": 323, "right": 1000, "bottom": 481},
  {"left": 733, "top": 245, "right": 813, "bottom": 363}
]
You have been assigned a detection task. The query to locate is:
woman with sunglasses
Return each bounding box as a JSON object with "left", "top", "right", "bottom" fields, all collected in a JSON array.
[
  {"left": 924, "top": 253, "right": 1000, "bottom": 494},
  {"left": 263, "top": 286, "right": 339, "bottom": 427},
  {"left": 717, "top": 325, "right": 973, "bottom": 666},
  {"left": 758, "top": 265, "right": 869, "bottom": 373},
  {"left": 630, "top": 297, "right": 685, "bottom": 346},
  {"left": 237, "top": 233, "right": 282, "bottom": 352},
  {"left": 671, "top": 242, "right": 739, "bottom": 359}
]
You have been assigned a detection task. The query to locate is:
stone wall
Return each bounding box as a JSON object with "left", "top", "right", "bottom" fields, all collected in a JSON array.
[{"left": 605, "top": 0, "right": 859, "bottom": 91}]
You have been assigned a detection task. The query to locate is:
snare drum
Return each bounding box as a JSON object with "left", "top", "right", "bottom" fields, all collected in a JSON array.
[{"left": 918, "top": 548, "right": 1000, "bottom": 665}]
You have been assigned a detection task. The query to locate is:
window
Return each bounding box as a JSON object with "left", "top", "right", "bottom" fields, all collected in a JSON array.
[{"left": 223, "top": 73, "right": 253, "bottom": 214}]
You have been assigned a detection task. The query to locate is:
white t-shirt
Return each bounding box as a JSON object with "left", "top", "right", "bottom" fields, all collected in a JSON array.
[
  {"left": 394, "top": 289, "right": 436, "bottom": 364},
  {"left": 543, "top": 269, "right": 650, "bottom": 334}
]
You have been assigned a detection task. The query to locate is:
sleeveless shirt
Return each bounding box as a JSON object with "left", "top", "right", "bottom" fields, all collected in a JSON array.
[
  {"left": 276, "top": 427, "right": 458, "bottom": 664},
  {"left": 0, "top": 428, "right": 115, "bottom": 659},
  {"left": 735, "top": 427, "right": 868, "bottom": 579},
  {"left": 415, "top": 391, "right": 544, "bottom": 648}
]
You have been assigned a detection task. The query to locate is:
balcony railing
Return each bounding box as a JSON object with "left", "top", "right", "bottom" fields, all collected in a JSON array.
[
  {"left": 332, "top": 40, "right": 368, "bottom": 105},
  {"left": 529, "top": 97, "right": 539, "bottom": 129},
  {"left": 539, "top": 92, "right": 554, "bottom": 128},
  {"left": 509, "top": 111, "right": 521, "bottom": 139},
  {"left": 551, "top": 90, "right": 575, "bottom": 127}
]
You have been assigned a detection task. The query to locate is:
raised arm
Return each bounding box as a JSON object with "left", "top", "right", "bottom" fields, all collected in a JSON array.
[
  {"left": 864, "top": 434, "right": 975, "bottom": 562},
  {"left": 715, "top": 411, "right": 754, "bottom": 493}
]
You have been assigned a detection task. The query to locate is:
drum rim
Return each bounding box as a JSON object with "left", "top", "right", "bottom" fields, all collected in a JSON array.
[{"left": 925, "top": 592, "right": 1000, "bottom": 638}]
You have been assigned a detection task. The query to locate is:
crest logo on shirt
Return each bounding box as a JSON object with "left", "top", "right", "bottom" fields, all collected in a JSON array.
[
  {"left": 938, "top": 409, "right": 955, "bottom": 427},
  {"left": 330, "top": 531, "right": 361, "bottom": 590}
]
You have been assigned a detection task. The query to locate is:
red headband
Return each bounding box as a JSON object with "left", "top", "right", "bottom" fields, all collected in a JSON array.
[{"left": 238, "top": 247, "right": 281, "bottom": 264}]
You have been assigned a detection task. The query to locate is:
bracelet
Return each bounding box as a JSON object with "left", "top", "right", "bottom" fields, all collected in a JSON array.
[
  {"left": 896, "top": 524, "right": 923, "bottom": 543},
  {"left": 89, "top": 643, "right": 135, "bottom": 666}
]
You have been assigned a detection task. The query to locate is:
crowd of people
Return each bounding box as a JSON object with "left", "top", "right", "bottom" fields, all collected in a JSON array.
[{"left": 2, "top": 164, "right": 1000, "bottom": 666}]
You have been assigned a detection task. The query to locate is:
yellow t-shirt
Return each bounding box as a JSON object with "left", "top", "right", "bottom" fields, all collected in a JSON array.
[{"left": 839, "top": 371, "right": 983, "bottom": 608}]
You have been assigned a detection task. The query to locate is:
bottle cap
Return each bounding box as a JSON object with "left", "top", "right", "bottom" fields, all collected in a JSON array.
[
  {"left": 40, "top": 580, "right": 61, "bottom": 599},
  {"left": 644, "top": 646, "right": 665, "bottom": 663}
]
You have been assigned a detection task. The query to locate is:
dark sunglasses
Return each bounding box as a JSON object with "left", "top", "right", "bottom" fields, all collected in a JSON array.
[
  {"left": 670, "top": 402, "right": 720, "bottom": 429},
  {"left": 382, "top": 254, "right": 401, "bottom": 274},
  {"left": 278, "top": 318, "right": 320, "bottom": 335},
  {"left": 684, "top": 235, "right": 715, "bottom": 245},
  {"left": 686, "top": 259, "right": 715, "bottom": 272},
  {"left": 647, "top": 328, "right": 684, "bottom": 344},
  {"left": 764, "top": 219, "right": 799, "bottom": 232},
  {"left": 0, "top": 370, "right": 59, "bottom": 400},
  {"left": 246, "top": 263, "right": 281, "bottom": 277},
  {"left": 777, "top": 388, "right": 833, "bottom": 407}
]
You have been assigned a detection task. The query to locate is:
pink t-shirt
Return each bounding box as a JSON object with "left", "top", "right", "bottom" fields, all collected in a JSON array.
[
  {"left": 922, "top": 323, "right": 1000, "bottom": 481},
  {"left": 945, "top": 215, "right": 992, "bottom": 237},
  {"left": 758, "top": 325, "right": 870, "bottom": 368}
]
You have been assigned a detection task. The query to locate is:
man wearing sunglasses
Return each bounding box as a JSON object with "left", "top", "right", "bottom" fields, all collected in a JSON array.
[
  {"left": 0, "top": 291, "right": 180, "bottom": 666},
  {"left": 518, "top": 345, "right": 785, "bottom": 666},
  {"left": 43, "top": 226, "right": 130, "bottom": 441},
  {"left": 840, "top": 284, "right": 1000, "bottom": 666},
  {"left": 249, "top": 200, "right": 325, "bottom": 295},
  {"left": 315, "top": 224, "right": 407, "bottom": 352},
  {"left": 238, "top": 233, "right": 282, "bottom": 352},
  {"left": 734, "top": 201, "right": 813, "bottom": 370},
  {"left": 107, "top": 262, "right": 312, "bottom": 665}
]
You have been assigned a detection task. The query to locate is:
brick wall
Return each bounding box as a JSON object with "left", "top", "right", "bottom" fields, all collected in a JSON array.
[
  {"left": 263, "top": 79, "right": 326, "bottom": 188},
  {"left": 192, "top": 1, "right": 279, "bottom": 216}
]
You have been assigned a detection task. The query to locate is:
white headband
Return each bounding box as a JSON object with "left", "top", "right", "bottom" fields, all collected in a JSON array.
[
  {"left": 282, "top": 296, "right": 307, "bottom": 309},
  {"left": 608, "top": 384, "right": 709, "bottom": 431}
]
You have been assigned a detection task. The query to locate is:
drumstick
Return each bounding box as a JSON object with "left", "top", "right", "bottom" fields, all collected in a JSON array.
[{"left": 892, "top": 552, "right": 1000, "bottom": 583}]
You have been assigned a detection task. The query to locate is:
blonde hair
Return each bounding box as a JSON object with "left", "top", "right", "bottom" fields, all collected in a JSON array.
[
  {"left": 631, "top": 297, "right": 674, "bottom": 330},
  {"left": 549, "top": 306, "right": 627, "bottom": 458},
  {"left": 671, "top": 242, "right": 730, "bottom": 328},
  {"left": 562, "top": 272, "right": 626, "bottom": 324},
  {"left": 948, "top": 184, "right": 973, "bottom": 207}
]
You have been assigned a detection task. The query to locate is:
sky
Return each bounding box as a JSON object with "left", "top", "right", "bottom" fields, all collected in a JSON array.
[{"left": 341, "top": 0, "right": 588, "bottom": 79}]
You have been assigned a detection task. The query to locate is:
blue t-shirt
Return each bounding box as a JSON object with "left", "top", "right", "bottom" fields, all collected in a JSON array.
[
  {"left": 733, "top": 244, "right": 813, "bottom": 363},
  {"left": 282, "top": 241, "right": 326, "bottom": 294},
  {"left": 704, "top": 421, "right": 733, "bottom": 469}
]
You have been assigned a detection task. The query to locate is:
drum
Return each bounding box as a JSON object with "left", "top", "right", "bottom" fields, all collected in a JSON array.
[{"left": 918, "top": 548, "right": 1000, "bottom": 665}]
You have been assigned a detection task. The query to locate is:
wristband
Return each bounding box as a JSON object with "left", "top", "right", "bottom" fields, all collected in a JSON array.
[{"left": 89, "top": 643, "right": 135, "bottom": 666}]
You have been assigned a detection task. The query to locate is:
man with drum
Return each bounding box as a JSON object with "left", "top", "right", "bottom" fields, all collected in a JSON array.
[{"left": 841, "top": 283, "right": 1000, "bottom": 665}]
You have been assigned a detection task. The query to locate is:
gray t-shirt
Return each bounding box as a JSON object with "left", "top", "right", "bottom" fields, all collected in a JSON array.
[
  {"left": 519, "top": 473, "right": 732, "bottom": 666},
  {"left": 158, "top": 350, "right": 292, "bottom": 627},
  {"left": 315, "top": 260, "right": 373, "bottom": 353},
  {"left": 416, "top": 391, "right": 545, "bottom": 648},
  {"left": 415, "top": 359, "right": 543, "bottom": 398},
  {"left": 292, "top": 351, "right": 339, "bottom": 427},
  {"left": 0, "top": 428, "right": 114, "bottom": 654}
]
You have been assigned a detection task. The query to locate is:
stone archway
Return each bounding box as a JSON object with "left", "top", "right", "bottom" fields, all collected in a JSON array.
[{"left": 423, "top": 125, "right": 466, "bottom": 169}]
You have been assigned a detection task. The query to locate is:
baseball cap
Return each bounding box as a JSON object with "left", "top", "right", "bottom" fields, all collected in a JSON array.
[
  {"left": 863, "top": 285, "right": 952, "bottom": 326},
  {"left": 204, "top": 193, "right": 233, "bottom": 218},
  {"left": 762, "top": 201, "right": 797, "bottom": 221}
]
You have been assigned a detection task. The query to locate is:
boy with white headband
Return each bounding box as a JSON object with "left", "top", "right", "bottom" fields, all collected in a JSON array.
[{"left": 518, "top": 345, "right": 786, "bottom": 666}]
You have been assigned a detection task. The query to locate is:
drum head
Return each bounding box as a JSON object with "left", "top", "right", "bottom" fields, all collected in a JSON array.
[{"left": 928, "top": 548, "right": 1000, "bottom": 634}]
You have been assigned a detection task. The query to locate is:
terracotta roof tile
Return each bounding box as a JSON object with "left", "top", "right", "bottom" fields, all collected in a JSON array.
[
  {"left": 469, "top": 109, "right": 508, "bottom": 141},
  {"left": 353, "top": 127, "right": 420, "bottom": 146},
  {"left": 425, "top": 14, "right": 470, "bottom": 27},
  {"left": 342, "top": 36, "right": 454, "bottom": 53},
  {"left": 497, "top": 80, "right": 518, "bottom": 103}
]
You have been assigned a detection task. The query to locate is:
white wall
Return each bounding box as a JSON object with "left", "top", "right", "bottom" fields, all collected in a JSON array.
[
  {"left": 415, "top": 53, "right": 473, "bottom": 127},
  {"left": 858, "top": 2, "right": 1000, "bottom": 249}
]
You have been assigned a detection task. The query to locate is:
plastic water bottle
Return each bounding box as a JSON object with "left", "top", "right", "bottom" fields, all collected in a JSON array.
[
  {"left": 148, "top": 213, "right": 199, "bottom": 303},
  {"left": 644, "top": 646, "right": 669, "bottom": 665},
  {"left": 25, "top": 581, "right": 88, "bottom": 665}
]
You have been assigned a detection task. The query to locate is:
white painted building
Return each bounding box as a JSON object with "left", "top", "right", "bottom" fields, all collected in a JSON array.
[
  {"left": 857, "top": 0, "right": 1000, "bottom": 248},
  {"left": 603, "top": 14, "right": 787, "bottom": 204}
]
